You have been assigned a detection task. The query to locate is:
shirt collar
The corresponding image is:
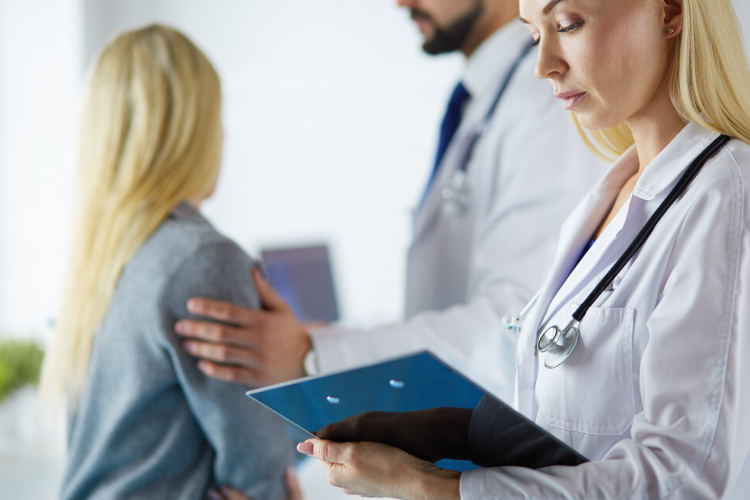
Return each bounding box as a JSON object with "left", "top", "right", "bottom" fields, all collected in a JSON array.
[
  {"left": 461, "top": 18, "right": 533, "bottom": 100},
  {"left": 632, "top": 122, "right": 721, "bottom": 200},
  {"left": 596, "top": 122, "right": 722, "bottom": 202},
  {"left": 171, "top": 201, "right": 208, "bottom": 223}
]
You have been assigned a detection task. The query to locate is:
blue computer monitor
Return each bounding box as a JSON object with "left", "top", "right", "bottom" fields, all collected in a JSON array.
[{"left": 260, "top": 243, "right": 339, "bottom": 323}]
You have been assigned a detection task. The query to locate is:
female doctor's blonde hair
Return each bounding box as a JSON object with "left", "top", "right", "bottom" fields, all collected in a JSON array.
[
  {"left": 576, "top": 0, "right": 750, "bottom": 162},
  {"left": 41, "top": 24, "right": 223, "bottom": 406}
]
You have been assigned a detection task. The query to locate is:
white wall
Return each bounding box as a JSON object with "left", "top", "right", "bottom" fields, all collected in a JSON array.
[
  {"left": 0, "top": 0, "right": 462, "bottom": 336},
  {"left": 0, "top": 3, "right": 461, "bottom": 497},
  {"left": 3, "top": 0, "right": 750, "bottom": 337},
  {"left": 0, "top": 0, "right": 82, "bottom": 336},
  {"left": 734, "top": 0, "right": 750, "bottom": 51},
  {"left": 2, "top": 1, "right": 750, "bottom": 499}
]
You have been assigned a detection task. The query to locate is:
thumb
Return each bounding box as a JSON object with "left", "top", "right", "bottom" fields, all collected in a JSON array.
[
  {"left": 252, "top": 267, "right": 290, "bottom": 312},
  {"left": 309, "top": 438, "right": 348, "bottom": 464}
]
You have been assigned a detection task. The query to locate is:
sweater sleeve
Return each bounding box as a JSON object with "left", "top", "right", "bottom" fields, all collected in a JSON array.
[
  {"left": 468, "top": 395, "right": 588, "bottom": 469},
  {"left": 157, "top": 240, "right": 295, "bottom": 500}
]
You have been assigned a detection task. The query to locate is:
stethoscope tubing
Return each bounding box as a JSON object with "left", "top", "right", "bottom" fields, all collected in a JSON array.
[
  {"left": 571, "top": 134, "right": 731, "bottom": 324},
  {"left": 535, "top": 134, "right": 731, "bottom": 367},
  {"left": 454, "top": 40, "right": 536, "bottom": 175},
  {"left": 442, "top": 40, "right": 536, "bottom": 215}
]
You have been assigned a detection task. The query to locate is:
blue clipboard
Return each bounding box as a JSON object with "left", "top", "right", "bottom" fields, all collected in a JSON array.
[{"left": 246, "top": 350, "right": 586, "bottom": 472}]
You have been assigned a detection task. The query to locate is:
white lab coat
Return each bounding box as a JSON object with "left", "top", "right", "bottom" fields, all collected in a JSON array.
[
  {"left": 460, "top": 123, "right": 750, "bottom": 498},
  {"left": 311, "top": 20, "right": 605, "bottom": 402}
]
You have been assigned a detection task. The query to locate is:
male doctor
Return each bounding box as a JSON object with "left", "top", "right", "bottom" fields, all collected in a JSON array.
[{"left": 175, "top": 0, "right": 604, "bottom": 402}]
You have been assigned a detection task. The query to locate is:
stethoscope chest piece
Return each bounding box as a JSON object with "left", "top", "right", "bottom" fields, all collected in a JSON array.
[
  {"left": 441, "top": 170, "right": 471, "bottom": 215},
  {"left": 531, "top": 134, "right": 730, "bottom": 370},
  {"left": 537, "top": 319, "right": 580, "bottom": 369},
  {"left": 437, "top": 41, "right": 535, "bottom": 218}
]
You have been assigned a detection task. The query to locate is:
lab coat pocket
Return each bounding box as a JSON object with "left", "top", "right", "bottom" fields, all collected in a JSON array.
[{"left": 537, "top": 305, "right": 636, "bottom": 436}]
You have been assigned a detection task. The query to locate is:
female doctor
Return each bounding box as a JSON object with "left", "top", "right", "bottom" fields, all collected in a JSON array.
[{"left": 295, "top": 0, "right": 750, "bottom": 498}]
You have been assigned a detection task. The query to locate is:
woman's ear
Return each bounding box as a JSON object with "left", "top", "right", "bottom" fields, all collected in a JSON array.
[{"left": 663, "top": 0, "right": 683, "bottom": 38}]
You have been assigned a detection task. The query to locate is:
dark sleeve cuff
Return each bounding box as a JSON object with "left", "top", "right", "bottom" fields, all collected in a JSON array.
[{"left": 468, "top": 395, "right": 588, "bottom": 469}]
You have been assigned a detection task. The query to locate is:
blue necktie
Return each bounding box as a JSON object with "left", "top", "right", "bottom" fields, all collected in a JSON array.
[{"left": 421, "top": 81, "right": 471, "bottom": 205}]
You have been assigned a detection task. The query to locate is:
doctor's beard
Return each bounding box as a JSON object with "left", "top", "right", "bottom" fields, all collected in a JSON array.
[{"left": 411, "top": 1, "right": 484, "bottom": 55}]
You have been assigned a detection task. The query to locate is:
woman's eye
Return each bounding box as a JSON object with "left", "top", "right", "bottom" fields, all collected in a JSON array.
[{"left": 558, "top": 20, "right": 583, "bottom": 33}]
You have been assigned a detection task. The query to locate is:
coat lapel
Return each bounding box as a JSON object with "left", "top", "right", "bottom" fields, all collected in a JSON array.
[
  {"left": 516, "top": 124, "right": 723, "bottom": 417},
  {"left": 532, "top": 186, "right": 617, "bottom": 327},
  {"left": 515, "top": 153, "right": 635, "bottom": 416}
]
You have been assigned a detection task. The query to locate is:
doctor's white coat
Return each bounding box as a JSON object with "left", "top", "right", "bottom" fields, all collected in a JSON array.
[
  {"left": 311, "top": 20, "right": 605, "bottom": 402},
  {"left": 460, "top": 123, "right": 750, "bottom": 498}
]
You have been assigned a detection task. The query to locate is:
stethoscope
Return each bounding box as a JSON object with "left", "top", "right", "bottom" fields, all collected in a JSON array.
[
  {"left": 505, "top": 134, "right": 731, "bottom": 369},
  {"left": 440, "top": 40, "right": 535, "bottom": 215}
]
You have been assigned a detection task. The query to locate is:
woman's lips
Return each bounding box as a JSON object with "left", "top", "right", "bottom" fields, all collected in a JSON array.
[{"left": 555, "top": 91, "right": 587, "bottom": 110}]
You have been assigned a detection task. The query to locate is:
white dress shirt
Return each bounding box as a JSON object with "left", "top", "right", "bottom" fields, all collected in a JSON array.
[
  {"left": 461, "top": 123, "right": 750, "bottom": 498},
  {"left": 310, "top": 20, "right": 605, "bottom": 402}
]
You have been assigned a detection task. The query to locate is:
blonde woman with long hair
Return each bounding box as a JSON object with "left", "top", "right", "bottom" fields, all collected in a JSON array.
[
  {"left": 290, "top": 0, "right": 750, "bottom": 498},
  {"left": 41, "top": 25, "right": 296, "bottom": 500}
]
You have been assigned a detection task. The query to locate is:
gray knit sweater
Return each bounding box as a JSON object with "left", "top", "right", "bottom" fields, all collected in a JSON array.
[{"left": 62, "top": 202, "right": 295, "bottom": 500}]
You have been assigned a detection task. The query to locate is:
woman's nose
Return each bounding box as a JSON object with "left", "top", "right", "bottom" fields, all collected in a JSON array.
[{"left": 534, "top": 38, "right": 568, "bottom": 80}]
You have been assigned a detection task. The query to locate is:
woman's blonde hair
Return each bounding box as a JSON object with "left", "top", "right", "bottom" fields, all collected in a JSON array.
[
  {"left": 576, "top": 0, "right": 750, "bottom": 162},
  {"left": 41, "top": 24, "right": 223, "bottom": 407}
]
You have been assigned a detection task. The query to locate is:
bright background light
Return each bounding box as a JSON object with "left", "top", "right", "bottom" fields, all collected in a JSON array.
[
  {"left": 0, "top": 0, "right": 462, "bottom": 338},
  {"left": 1, "top": 1, "right": 749, "bottom": 498},
  {"left": 0, "top": 1, "right": 461, "bottom": 498}
]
